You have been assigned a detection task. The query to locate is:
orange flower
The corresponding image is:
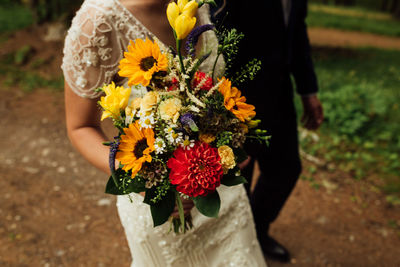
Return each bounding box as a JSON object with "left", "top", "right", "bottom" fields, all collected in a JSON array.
[{"left": 218, "top": 78, "right": 256, "bottom": 122}]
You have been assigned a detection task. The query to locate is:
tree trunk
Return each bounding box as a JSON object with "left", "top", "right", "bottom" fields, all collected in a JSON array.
[
  {"left": 334, "top": 0, "right": 355, "bottom": 6},
  {"left": 394, "top": 0, "right": 400, "bottom": 18},
  {"left": 381, "top": 0, "right": 390, "bottom": 11},
  {"left": 390, "top": 0, "right": 399, "bottom": 13}
]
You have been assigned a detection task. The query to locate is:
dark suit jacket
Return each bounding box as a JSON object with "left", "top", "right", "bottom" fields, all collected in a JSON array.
[{"left": 211, "top": 0, "right": 318, "bottom": 97}]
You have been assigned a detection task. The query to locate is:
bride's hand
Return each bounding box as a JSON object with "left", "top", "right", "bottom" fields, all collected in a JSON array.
[{"left": 172, "top": 198, "right": 194, "bottom": 218}]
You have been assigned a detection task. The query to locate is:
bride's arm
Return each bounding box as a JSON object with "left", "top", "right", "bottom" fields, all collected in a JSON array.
[
  {"left": 65, "top": 82, "right": 110, "bottom": 175},
  {"left": 65, "top": 82, "right": 148, "bottom": 198}
]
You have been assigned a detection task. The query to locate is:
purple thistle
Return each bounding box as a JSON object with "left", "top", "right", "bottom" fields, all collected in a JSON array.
[
  {"left": 109, "top": 137, "right": 120, "bottom": 173},
  {"left": 180, "top": 113, "right": 199, "bottom": 132},
  {"left": 185, "top": 24, "right": 215, "bottom": 57}
]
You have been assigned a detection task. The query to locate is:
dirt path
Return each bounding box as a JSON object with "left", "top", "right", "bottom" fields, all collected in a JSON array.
[
  {"left": 308, "top": 27, "right": 400, "bottom": 50},
  {"left": 1, "top": 27, "right": 400, "bottom": 266}
]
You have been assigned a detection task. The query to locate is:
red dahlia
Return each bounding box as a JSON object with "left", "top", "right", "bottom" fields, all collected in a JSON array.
[{"left": 167, "top": 141, "right": 223, "bottom": 197}]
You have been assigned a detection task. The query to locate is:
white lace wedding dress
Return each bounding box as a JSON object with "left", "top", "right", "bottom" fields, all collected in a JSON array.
[{"left": 62, "top": 0, "right": 267, "bottom": 266}]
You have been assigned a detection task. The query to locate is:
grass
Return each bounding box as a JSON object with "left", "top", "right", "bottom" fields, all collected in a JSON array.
[
  {"left": 0, "top": 5, "right": 33, "bottom": 33},
  {"left": 294, "top": 47, "right": 400, "bottom": 196},
  {"left": 0, "top": 47, "right": 64, "bottom": 92},
  {"left": 307, "top": 4, "right": 400, "bottom": 37}
]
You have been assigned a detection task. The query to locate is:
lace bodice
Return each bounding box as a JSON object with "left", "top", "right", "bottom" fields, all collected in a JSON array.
[{"left": 61, "top": 0, "right": 223, "bottom": 98}]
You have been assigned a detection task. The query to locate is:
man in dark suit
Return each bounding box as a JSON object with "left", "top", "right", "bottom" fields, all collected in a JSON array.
[{"left": 211, "top": 0, "right": 324, "bottom": 262}]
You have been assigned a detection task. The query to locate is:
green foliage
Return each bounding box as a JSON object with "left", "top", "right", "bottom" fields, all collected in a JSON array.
[
  {"left": 149, "top": 190, "right": 176, "bottom": 227},
  {"left": 0, "top": 5, "right": 33, "bottom": 33},
  {"left": 192, "top": 191, "right": 221, "bottom": 218},
  {"left": 150, "top": 191, "right": 175, "bottom": 227},
  {"left": 14, "top": 45, "right": 33, "bottom": 65},
  {"left": 216, "top": 27, "right": 244, "bottom": 77},
  {"left": 0, "top": 49, "right": 64, "bottom": 92},
  {"left": 231, "top": 58, "right": 262, "bottom": 85},
  {"left": 105, "top": 169, "right": 146, "bottom": 195},
  {"left": 0, "top": 0, "right": 83, "bottom": 28},
  {"left": 296, "top": 47, "right": 400, "bottom": 195},
  {"left": 221, "top": 167, "right": 247, "bottom": 186},
  {"left": 309, "top": 0, "right": 394, "bottom": 12},
  {"left": 216, "top": 131, "right": 233, "bottom": 147},
  {"left": 307, "top": 4, "right": 400, "bottom": 37}
]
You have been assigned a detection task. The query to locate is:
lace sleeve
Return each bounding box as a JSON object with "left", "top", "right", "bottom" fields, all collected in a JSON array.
[{"left": 61, "top": 1, "right": 123, "bottom": 98}]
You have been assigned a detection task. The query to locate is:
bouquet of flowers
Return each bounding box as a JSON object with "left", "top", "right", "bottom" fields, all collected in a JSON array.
[{"left": 98, "top": 0, "right": 269, "bottom": 233}]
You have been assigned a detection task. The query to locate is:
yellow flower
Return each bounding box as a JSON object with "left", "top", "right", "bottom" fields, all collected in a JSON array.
[
  {"left": 118, "top": 38, "right": 168, "bottom": 87},
  {"left": 218, "top": 78, "right": 256, "bottom": 122},
  {"left": 140, "top": 91, "right": 159, "bottom": 112},
  {"left": 174, "top": 15, "right": 197, "bottom": 40},
  {"left": 167, "top": 0, "right": 198, "bottom": 40},
  {"left": 116, "top": 121, "right": 155, "bottom": 178},
  {"left": 159, "top": 97, "right": 182, "bottom": 123},
  {"left": 247, "top": 119, "right": 261, "bottom": 129},
  {"left": 98, "top": 82, "right": 131, "bottom": 121},
  {"left": 177, "top": 0, "right": 189, "bottom": 11},
  {"left": 125, "top": 97, "right": 142, "bottom": 117},
  {"left": 218, "top": 145, "right": 236, "bottom": 173},
  {"left": 181, "top": 0, "right": 198, "bottom": 17},
  {"left": 167, "top": 2, "right": 180, "bottom": 28},
  {"left": 199, "top": 133, "right": 216, "bottom": 144}
]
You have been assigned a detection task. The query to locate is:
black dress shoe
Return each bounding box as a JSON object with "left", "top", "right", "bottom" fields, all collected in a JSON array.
[{"left": 258, "top": 234, "right": 291, "bottom": 262}]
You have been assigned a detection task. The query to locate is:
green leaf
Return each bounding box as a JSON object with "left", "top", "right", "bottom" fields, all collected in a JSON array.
[
  {"left": 192, "top": 191, "right": 220, "bottom": 218},
  {"left": 149, "top": 190, "right": 176, "bottom": 227},
  {"left": 221, "top": 173, "right": 247, "bottom": 186},
  {"left": 105, "top": 169, "right": 145, "bottom": 195},
  {"left": 221, "top": 166, "right": 248, "bottom": 186},
  {"left": 126, "top": 176, "right": 146, "bottom": 193},
  {"left": 105, "top": 175, "right": 124, "bottom": 195}
]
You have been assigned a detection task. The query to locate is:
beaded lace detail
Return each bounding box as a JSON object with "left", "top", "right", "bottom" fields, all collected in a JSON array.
[{"left": 61, "top": 0, "right": 224, "bottom": 98}]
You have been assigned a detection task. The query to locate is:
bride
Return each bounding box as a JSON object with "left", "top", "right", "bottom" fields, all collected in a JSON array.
[{"left": 62, "top": 0, "right": 267, "bottom": 266}]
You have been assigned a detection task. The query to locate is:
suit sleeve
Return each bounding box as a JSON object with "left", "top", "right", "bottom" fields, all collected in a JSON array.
[{"left": 290, "top": 1, "right": 319, "bottom": 96}]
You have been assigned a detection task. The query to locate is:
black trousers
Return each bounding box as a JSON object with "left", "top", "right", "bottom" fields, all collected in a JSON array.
[{"left": 242, "top": 74, "right": 302, "bottom": 235}]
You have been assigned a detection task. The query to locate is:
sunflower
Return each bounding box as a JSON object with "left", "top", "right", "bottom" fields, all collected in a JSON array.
[
  {"left": 218, "top": 78, "right": 256, "bottom": 122},
  {"left": 118, "top": 38, "right": 168, "bottom": 87},
  {"left": 116, "top": 121, "right": 156, "bottom": 178}
]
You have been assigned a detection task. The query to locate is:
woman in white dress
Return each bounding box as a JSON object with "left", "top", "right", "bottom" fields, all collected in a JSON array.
[{"left": 62, "top": 0, "right": 267, "bottom": 266}]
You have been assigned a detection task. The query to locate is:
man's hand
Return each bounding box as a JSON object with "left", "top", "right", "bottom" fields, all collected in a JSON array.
[{"left": 300, "top": 95, "right": 323, "bottom": 130}]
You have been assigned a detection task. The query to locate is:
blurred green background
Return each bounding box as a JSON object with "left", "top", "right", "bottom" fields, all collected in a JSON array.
[{"left": 0, "top": 0, "right": 399, "bottom": 203}]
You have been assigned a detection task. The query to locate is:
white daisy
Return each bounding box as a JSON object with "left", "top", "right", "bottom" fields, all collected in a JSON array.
[
  {"left": 139, "top": 113, "right": 155, "bottom": 129},
  {"left": 181, "top": 135, "right": 195, "bottom": 150},
  {"left": 154, "top": 137, "right": 166, "bottom": 154},
  {"left": 167, "top": 130, "right": 183, "bottom": 145}
]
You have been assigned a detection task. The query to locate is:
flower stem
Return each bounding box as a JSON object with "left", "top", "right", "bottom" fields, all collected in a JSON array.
[
  {"left": 175, "top": 191, "right": 186, "bottom": 233},
  {"left": 176, "top": 39, "right": 186, "bottom": 75},
  {"left": 212, "top": 52, "right": 222, "bottom": 81}
]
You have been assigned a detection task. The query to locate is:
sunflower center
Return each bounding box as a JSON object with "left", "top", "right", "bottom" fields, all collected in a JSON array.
[
  {"left": 140, "top": 56, "right": 157, "bottom": 71},
  {"left": 133, "top": 138, "right": 149, "bottom": 158}
]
